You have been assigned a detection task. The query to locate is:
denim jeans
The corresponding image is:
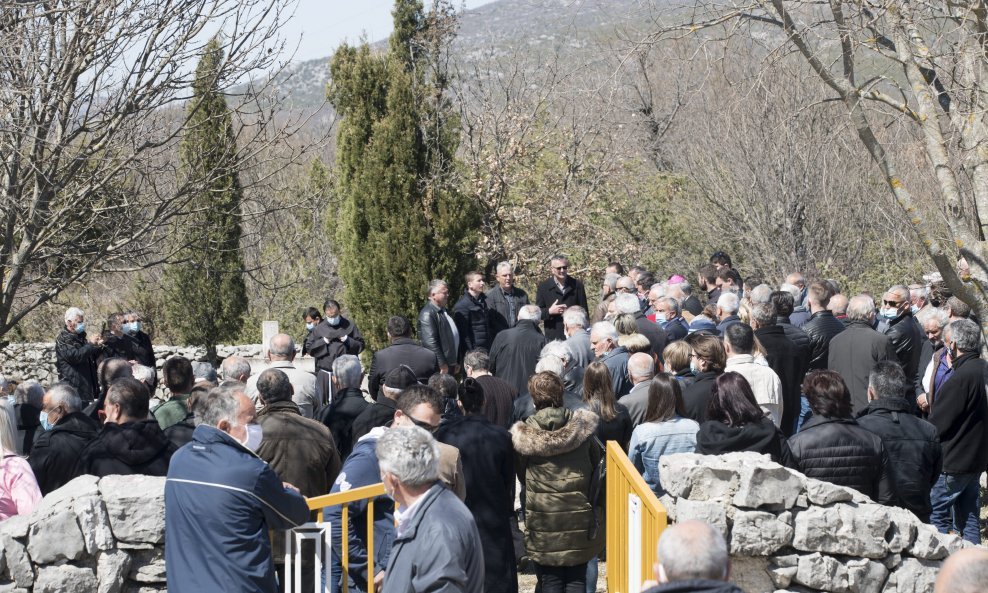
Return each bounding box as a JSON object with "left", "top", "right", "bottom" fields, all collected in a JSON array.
[
  {"left": 795, "top": 396, "right": 812, "bottom": 433},
  {"left": 535, "top": 563, "right": 586, "bottom": 593},
  {"left": 930, "top": 472, "right": 982, "bottom": 544},
  {"left": 586, "top": 557, "right": 598, "bottom": 593}
]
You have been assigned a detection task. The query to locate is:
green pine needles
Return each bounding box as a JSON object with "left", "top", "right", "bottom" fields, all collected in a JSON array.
[
  {"left": 328, "top": 0, "right": 479, "bottom": 351},
  {"left": 163, "top": 38, "right": 248, "bottom": 359}
]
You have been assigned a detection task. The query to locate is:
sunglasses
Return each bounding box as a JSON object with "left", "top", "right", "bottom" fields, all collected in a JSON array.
[
  {"left": 553, "top": 266, "right": 569, "bottom": 271},
  {"left": 409, "top": 416, "right": 439, "bottom": 433}
]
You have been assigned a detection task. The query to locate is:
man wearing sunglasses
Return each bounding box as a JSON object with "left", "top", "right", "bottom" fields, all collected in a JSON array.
[
  {"left": 536, "top": 254, "right": 588, "bottom": 341},
  {"left": 877, "top": 284, "right": 925, "bottom": 393}
]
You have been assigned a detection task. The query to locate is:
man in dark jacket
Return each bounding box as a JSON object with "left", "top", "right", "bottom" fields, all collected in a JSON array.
[
  {"left": 305, "top": 298, "right": 365, "bottom": 375},
  {"left": 104, "top": 311, "right": 155, "bottom": 369},
  {"left": 489, "top": 305, "right": 547, "bottom": 394},
  {"left": 464, "top": 349, "right": 518, "bottom": 429},
  {"left": 165, "top": 384, "right": 310, "bottom": 593},
  {"left": 928, "top": 319, "right": 988, "bottom": 544},
  {"left": 642, "top": 520, "right": 745, "bottom": 593},
  {"left": 55, "top": 307, "right": 104, "bottom": 403},
  {"left": 751, "top": 303, "right": 802, "bottom": 436},
  {"left": 771, "top": 291, "right": 811, "bottom": 373},
  {"left": 592, "top": 320, "right": 633, "bottom": 397},
  {"left": 857, "top": 362, "right": 941, "bottom": 522},
  {"left": 319, "top": 354, "right": 370, "bottom": 460},
  {"left": 453, "top": 270, "right": 493, "bottom": 358},
  {"left": 535, "top": 255, "right": 588, "bottom": 341},
  {"left": 380, "top": 427, "right": 485, "bottom": 593},
  {"left": 828, "top": 295, "right": 896, "bottom": 413},
  {"left": 367, "top": 316, "right": 439, "bottom": 399},
  {"left": 801, "top": 281, "right": 845, "bottom": 371},
  {"left": 487, "top": 261, "right": 530, "bottom": 339},
  {"left": 29, "top": 382, "right": 100, "bottom": 494},
  {"left": 654, "top": 296, "right": 689, "bottom": 342},
  {"left": 436, "top": 379, "right": 517, "bottom": 593},
  {"left": 350, "top": 366, "right": 416, "bottom": 445},
  {"left": 418, "top": 279, "right": 460, "bottom": 374},
  {"left": 75, "top": 378, "right": 175, "bottom": 478},
  {"left": 878, "top": 285, "right": 924, "bottom": 387}
]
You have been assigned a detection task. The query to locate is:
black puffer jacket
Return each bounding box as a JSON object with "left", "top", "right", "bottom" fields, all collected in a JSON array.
[
  {"left": 29, "top": 411, "right": 100, "bottom": 494},
  {"left": 453, "top": 291, "right": 493, "bottom": 353},
  {"left": 856, "top": 397, "right": 942, "bottom": 521},
  {"left": 784, "top": 415, "right": 892, "bottom": 501},
  {"left": 801, "top": 311, "right": 845, "bottom": 371},
  {"left": 54, "top": 329, "right": 102, "bottom": 402},
  {"left": 75, "top": 419, "right": 176, "bottom": 478}
]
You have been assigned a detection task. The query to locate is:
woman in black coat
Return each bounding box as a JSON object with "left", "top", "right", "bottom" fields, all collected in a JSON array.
[
  {"left": 681, "top": 334, "right": 726, "bottom": 422},
  {"left": 696, "top": 372, "right": 788, "bottom": 462}
]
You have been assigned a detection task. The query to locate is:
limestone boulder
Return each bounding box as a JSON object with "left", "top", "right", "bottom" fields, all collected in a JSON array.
[
  {"left": 730, "top": 556, "right": 775, "bottom": 593},
  {"left": 33, "top": 565, "right": 97, "bottom": 593},
  {"left": 74, "top": 495, "right": 116, "bottom": 555},
  {"left": 27, "top": 509, "right": 86, "bottom": 564},
  {"left": 658, "top": 454, "right": 740, "bottom": 500},
  {"left": 0, "top": 534, "right": 32, "bottom": 588},
  {"left": 674, "top": 498, "right": 728, "bottom": 536},
  {"left": 846, "top": 558, "right": 889, "bottom": 593},
  {"left": 100, "top": 475, "right": 165, "bottom": 544},
  {"left": 732, "top": 464, "right": 804, "bottom": 510},
  {"left": 129, "top": 548, "right": 166, "bottom": 584},
  {"left": 909, "top": 524, "right": 949, "bottom": 560},
  {"left": 97, "top": 549, "right": 132, "bottom": 593},
  {"left": 795, "top": 552, "right": 849, "bottom": 593},
  {"left": 803, "top": 477, "right": 855, "bottom": 505},
  {"left": 884, "top": 507, "right": 919, "bottom": 554},
  {"left": 881, "top": 558, "right": 938, "bottom": 593},
  {"left": 793, "top": 504, "right": 890, "bottom": 558},
  {"left": 731, "top": 511, "right": 794, "bottom": 556}
]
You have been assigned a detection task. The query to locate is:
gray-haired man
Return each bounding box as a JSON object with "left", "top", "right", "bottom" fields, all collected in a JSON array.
[
  {"left": 642, "top": 520, "right": 743, "bottom": 593},
  {"left": 246, "top": 333, "right": 318, "bottom": 418},
  {"left": 487, "top": 261, "right": 531, "bottom": 339},
  {"left": 379, "top": 426, "right": 484, "bottom": 593}
]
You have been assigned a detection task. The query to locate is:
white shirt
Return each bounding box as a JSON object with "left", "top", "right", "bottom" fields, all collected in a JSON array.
[{"left": 725, "top": 354, "right": 784, "bottom": 427}]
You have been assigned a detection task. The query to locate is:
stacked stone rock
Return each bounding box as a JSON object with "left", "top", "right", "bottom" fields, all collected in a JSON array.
[
  {"left": 0, "top": 342, "right": 264, "bottom": 398},
  {"left": 658, "top": 452, "right": 977, "bottom": 593},
  {"left": 0, "top": 474, "right": 165, "bottom": 593}
]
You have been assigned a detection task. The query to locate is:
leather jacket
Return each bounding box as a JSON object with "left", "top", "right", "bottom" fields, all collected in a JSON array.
[
  {"left": 417, "top": 301, "right": 458, "bottom": 367},
  {"left": 801, "top": 310, "right": 846, "bottom": 370},
  {"left": 881, "top": 312, "right": 924, "bottom": 380}
]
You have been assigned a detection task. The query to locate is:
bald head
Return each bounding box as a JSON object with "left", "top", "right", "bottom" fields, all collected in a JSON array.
[
  {"left": 656, "top": 520, "right": 729, "bottom": 583},
  {"left": 935, "top": 548, "right": 988, "bottom": 593},
  {"left": 627, "top": 352, "right": 655, "bottom": 384},
  {"left": 268, "top": 333, "right": 296, "bottom": 361},
  {"left": 828, "top": 293, "right": 849, "bottom": 316}
]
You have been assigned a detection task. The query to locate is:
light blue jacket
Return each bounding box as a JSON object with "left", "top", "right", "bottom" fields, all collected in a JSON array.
[{"left": 629, "top": 416, "right": 699, "bottom": 496}]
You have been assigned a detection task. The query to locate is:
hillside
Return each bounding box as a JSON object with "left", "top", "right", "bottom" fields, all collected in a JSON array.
[{"left": 270, "top": 0, "right": 647, "bottom": 112}]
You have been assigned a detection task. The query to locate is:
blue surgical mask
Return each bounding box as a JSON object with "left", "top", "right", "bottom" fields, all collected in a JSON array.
[
  {"left": 910, "top": 305, "right": 920, "bottom": 315},
  {"left": 327, "top": 316, "right": 341, "bottom": 326},
  {"left": 305, "top": 322, "right": 315, "bottom": 331},
  {"left": 124, "top": 321, "right": 141, "bottom": 335},
  {"left": 75, "top": 322, "right": 86, "bottom": 334},
  {"left": 880, "top": 308, "right": 898, "bottom": 319},
  {"left": 39, "top": 410, "right": 54, "bottom": 431},
  {"left": 689, "top": 358, "right": 700, "bottom": 374},
  {"left": 654, "top": 313, "right": 667, "bottom": 326}
]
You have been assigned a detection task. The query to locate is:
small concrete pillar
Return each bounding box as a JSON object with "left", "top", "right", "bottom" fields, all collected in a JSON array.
[{"left": 261, "top": 321, "right": 279, "bottom": 358}]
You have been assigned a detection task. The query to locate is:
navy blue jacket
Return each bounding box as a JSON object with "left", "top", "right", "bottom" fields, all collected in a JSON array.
[{"left": 165, "top": 425, "right": 310, "bottom": 593}]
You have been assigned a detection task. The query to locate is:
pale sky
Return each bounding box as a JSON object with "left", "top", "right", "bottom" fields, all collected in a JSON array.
[{"left": 282, "top": 0, "right": 497, "bottom": 62}]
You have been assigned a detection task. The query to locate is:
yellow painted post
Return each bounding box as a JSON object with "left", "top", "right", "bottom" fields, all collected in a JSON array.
[
  {"left": 305, "top": 483, "right": 386, "bottom": 593},
  {"left": 604, "top": 441, "right": 667, "bottom": 593}
]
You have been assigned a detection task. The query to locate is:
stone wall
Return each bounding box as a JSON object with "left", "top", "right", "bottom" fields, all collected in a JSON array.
[
  {"left": 658, "top": 452, "right": 975, "bottom": 593},
  {"left": 0, "top": 474, "right": 164, "bottom": 593},
  {"left": 0, "top": 342, "right": 265, "bottom": 387}
]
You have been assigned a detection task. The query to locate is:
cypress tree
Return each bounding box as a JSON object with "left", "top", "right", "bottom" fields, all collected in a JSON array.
[
  {"left": 163, "top": 38, "right": 248, "bottom": 360},
  {"left": 328, "top": 0, "right": 478, "bottom": 351}
]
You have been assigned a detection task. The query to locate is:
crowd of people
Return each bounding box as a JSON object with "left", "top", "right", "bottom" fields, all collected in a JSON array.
[{"left": 0, "top": 250, "right": 985, "bottom": 592}]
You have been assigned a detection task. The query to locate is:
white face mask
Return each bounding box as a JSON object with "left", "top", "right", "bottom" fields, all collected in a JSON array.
[{"left": 238, "top": 423, "right": 263, "bottom": 452}]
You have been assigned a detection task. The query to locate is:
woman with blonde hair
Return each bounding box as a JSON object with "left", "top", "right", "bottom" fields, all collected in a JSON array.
[
  {"left": 0, "top": 399, "right": 42, "bottom": 520},
  {"left": 662, "top": 341, "right": 695, "bottom": 389}
]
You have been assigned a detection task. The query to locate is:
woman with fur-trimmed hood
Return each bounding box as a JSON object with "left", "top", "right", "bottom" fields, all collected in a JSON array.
[{"left": 511, "top": 371, "right": 604, "bottom": 593}]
